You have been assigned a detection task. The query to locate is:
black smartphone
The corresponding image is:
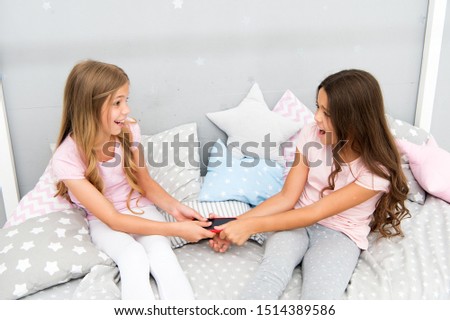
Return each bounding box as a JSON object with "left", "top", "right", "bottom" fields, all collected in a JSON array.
[{"left": 205, "top": 217, "right": 236, "bottom": 233}]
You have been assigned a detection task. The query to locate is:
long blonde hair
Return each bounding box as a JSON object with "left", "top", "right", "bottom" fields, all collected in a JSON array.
[
  {"left": 318, "top": 69, "right": 410, "bottom": 237},
  {"left": 55, "top": 60, "right": 143, "bottom": 212}
]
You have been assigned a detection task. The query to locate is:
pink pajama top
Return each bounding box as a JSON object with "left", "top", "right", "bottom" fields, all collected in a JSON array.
[
  {"left": 51, "top": 121, "right": 152, "bottom": 220},
  {"left": 295, "top": 123, "right": 390, "bottom": 250}
]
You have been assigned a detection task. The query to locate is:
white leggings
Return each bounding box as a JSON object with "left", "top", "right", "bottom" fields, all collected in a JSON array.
[{"left": 89, "top": 205, "right": 194, "bottom": 300}]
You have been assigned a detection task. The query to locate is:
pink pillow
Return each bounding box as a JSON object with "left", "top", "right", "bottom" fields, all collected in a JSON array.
[
  {"left": 396, "top": 138, "right": 450, "bottom": 203},
  {"left": 3, "top": 160, "right": 75, "bottom": 228},
  {"left": 272, "top": 90, "right": 314, "bottom": 176}
]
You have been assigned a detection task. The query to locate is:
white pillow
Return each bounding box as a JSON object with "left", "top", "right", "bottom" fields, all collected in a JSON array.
[
  {"left": 141, "top": 122, "right": 202, "bottom": 202},
  {"left": 206, "top": 83, "right": 301, "bottom": 164}
]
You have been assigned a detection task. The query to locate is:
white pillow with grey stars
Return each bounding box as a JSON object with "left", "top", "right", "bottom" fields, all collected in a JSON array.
[{"left": 0, "top": 209, "right": 114, "bottom": 300}]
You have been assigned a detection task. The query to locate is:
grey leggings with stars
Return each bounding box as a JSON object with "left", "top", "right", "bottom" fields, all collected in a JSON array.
[{"left": 240, "top": 224, "right": 361, "bottom": 300}]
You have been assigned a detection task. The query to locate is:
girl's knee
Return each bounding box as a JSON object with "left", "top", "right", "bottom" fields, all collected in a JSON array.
[{"left": 115, "top": 241, "right": 149, "bottom": 266}]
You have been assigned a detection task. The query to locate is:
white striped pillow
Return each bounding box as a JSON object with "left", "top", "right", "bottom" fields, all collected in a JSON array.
[{"left": 160, "top": 200, "right": 266, "bottom": 248}]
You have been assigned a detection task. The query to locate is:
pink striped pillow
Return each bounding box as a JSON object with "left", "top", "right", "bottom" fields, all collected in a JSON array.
[
  {"left": 3, "top": 160, "right": 75, "bottom": 228},
  {"left": 272, "top": 90, "right": 314, "bottom": 176}
]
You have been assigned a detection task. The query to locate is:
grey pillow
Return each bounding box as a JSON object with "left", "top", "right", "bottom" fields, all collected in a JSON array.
[
  {"left": 386, "top": 114, "right": 430, "bottom": 204},
  {"left": 141, "top": 123, "right": 201, "bottom": 202},
  {"left": 160, "top": 200, "right": 266, "bottom": 248},
  {"left": 0, "top": 209, "right": 114, "bottom": 299},
  {"left": 386, "top": 114, "right": 429, "bottom": 145}
]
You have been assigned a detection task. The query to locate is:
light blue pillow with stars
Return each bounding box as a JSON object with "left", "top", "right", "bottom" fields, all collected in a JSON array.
[{"left": 198, "top": 140, "right": 284, "bottom": 206}]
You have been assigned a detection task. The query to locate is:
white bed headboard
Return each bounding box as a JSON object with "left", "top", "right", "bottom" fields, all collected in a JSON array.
[
  {"left": 0, "top": 80, "right": 19, "bottom": 220},
  {"left": 415, "top": 0, "right": 447, "bottom": 131}
]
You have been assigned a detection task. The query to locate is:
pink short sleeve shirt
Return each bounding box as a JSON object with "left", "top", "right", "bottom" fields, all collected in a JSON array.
[
  {"left": 295, "top": 123, "right": 390, "bottom": 249},
  {"left": 51, "top": 120, "right": 152, "bottom": 219}
]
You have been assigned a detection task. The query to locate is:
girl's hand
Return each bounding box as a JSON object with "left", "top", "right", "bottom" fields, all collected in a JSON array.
[
  {"left": 171, "top": 203, "right": 205, "bottom": 222},
  {"left": 208, "top": 236, "right": 231, "bottom": 253},
  {"left": 207, "top": 213, "right": 231, "bottom": 252},
  {"left": 177, "top": 220, "right": 215, "bottom": 243},
  {"left": 217, "top": 219, "right": 253, "bottom": 246}
]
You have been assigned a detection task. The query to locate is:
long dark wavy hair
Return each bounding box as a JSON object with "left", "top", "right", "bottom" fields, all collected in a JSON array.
[{"left": 318, "top": 69, "right": 410, "bottom": 237}]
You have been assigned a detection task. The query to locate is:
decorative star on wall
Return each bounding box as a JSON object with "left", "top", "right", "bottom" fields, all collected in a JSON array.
[
  {"left": 42, "top": 1, "right": 51, "bottom": 11},
  {"left": 354, "top": 45, "right": 362, "bottom": 53},
  {"left": 195, "top": 57, "right": 205, "bottom": 66},
  {"left": 173, "top": 0, "right": 183, "bottom": 9},
  {"left": 242, "top": 16, "right": 251, "bottom": 26}
]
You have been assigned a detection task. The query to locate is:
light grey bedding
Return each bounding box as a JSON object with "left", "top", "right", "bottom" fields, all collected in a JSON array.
[
  {"left": 346, "top": 195, "right": 450, "bottom": 299},
  {"left": 22, "top": 195, "right": 450, "bottom": 300}
]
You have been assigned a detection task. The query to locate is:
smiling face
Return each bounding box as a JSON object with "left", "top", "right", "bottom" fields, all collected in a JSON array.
[
  {"left": 315, "top": 87, "right": 336, "bottom": 145},
  {"left": 99, "top": 83, "right": 130, "bottom": 141}
]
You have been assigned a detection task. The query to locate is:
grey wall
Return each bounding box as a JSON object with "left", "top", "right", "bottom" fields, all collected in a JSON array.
[
  {"left": 0, "top": 0, "right": 434, "bottom": 206},
  {"left": 431, "top": 3, "right": 450, "bottom": 151}
]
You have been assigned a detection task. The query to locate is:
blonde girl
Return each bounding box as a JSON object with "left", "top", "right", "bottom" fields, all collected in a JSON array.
[
  {"left": 210, "top": 69, "right": 410, "bottom": 299},
  {"left": 52, "top": 60, "right": 214, "bottom": 299}
]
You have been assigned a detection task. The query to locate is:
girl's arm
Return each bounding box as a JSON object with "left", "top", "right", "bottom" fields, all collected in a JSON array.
[
  {"left": 63, "top": 179, "right": 213, "bottom": 242},
  {"left": 219, "top": 181, "right": 379, "bottom": 245}
]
